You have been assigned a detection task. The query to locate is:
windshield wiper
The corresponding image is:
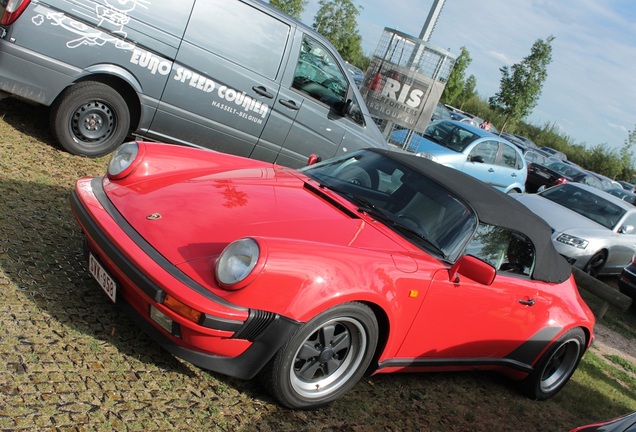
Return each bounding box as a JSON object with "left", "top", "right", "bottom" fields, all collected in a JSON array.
[
  {"left": 310, "top": 178, "right": 446, "bottom": 258},
  {"left": 349, "top": 196, "right": 446, "bottom": 258}
]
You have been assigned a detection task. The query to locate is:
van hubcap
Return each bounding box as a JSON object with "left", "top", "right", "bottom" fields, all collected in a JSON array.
[{"left": 72, "top": 101, "right": 114, "bottom": 142}]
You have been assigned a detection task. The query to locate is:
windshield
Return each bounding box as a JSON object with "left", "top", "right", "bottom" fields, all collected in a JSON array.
[
  {"left": 300, "top": 151, "right": 477, "bottom": 260},
  {"left": 423, "top": 121, "right": 480, "bottom": 152},
  {"left": 540, "top": 184, "right": 625, "bottom": 229}
]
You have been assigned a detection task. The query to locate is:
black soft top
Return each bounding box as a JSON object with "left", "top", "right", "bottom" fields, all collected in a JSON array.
[{"left": 373, "top": 148, "right": 572, "bottom": 284}]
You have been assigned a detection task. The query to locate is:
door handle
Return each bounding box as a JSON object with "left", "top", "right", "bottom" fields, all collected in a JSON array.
[
  {"left": 511, "top": 173, "right": 517, "bottom": 177},
  {"left": 279, "top": 99, "right": 300, "bottom": 110},
  {"left": 488, "top": 168, "right": 495, "bottom": 172},
  {"left": 518, "top": 298, "right": 535, "bottom": 306},
  {"left": 252, "top": 86, "right": 274, "bottom": 98}
]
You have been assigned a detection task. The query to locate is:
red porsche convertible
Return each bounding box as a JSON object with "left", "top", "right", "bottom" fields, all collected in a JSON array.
[{"left": 70, "top": 142, "right": 595, "bottom": 409}]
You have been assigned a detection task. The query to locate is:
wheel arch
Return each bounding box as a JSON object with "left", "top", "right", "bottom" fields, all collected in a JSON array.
[
  {"left": 584, "top": 248, "right": 608, "bottom": 273},
  {"left": 57, "top": 67, "right": 143, "bottom": 135},
  {"left": 546, "top": 324, "right": 594, "bottom": 361},
  {"left": 577, "top": 324, "right": 593, "bottom": 350},
  {"left": 362, "top": 300, "right": 390, "bottom": 374}
]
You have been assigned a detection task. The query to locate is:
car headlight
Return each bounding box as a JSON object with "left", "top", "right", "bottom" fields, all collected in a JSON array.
[
  {"left": 216, "top": 238, "right": 260, "bottom": 289},
  {"left": 416, "top": 152, "right": 437, "bottom": 161},
  {"left": 107, "top": 142, "right": 140, "bottom": 179},
  {"left": 556, "top": 234, "right": 589, "bottom": 249}
]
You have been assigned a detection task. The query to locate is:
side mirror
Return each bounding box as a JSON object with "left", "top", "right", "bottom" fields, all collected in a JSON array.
[
  {"left": 621, "top": 224, "right": 635, "bottom": 234},
  {"left": 449, "top": 255, "right": 496, "bottom": 286},
  {"left": 470, "top": 155, "right": 485, "bottom": 163},
  {"left": 306, "top": 154, "right": 321, "bottom": 166},
  {"left": 340, "top": 99, "right": 353, "bottom": 117}
]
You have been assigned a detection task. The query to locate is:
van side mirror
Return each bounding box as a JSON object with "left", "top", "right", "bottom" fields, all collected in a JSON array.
[
  {"left": 340, "top": 99, "right": 353, "bottom": 116},
  {"left": 449, "top": 255, "right": 496, "bottom": 285}
]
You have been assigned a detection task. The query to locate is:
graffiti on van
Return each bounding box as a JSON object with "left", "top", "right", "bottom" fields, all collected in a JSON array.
[
  {"left": 128, "top": 46, "right": 270, "bottom": 122},
  {"left": 32, "top": 0, "right": 150, "bottom": 50}
]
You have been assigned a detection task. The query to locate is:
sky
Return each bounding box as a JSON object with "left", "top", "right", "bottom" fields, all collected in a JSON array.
[{"left": 298, "top": 0, "right": 636, "bottom": 152}]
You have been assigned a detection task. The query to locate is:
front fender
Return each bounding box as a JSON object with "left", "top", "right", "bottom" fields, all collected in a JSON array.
[{"left": 222, "top": 237, "right": 437, "bottom": 342}]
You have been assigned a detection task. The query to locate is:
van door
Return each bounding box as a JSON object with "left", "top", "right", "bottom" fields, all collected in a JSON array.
[
  {"left": 146, "top": 0, "right": 291, "bottom": 158},
  {"left": 266, "top": 33, "right": 349, "bottom": 168}
]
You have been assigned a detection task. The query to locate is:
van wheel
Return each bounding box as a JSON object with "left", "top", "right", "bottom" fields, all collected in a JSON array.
[{"left": 50, "top": 81, "right": 130, "bottom": 157}]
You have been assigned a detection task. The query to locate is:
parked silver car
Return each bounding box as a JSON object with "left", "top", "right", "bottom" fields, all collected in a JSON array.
[{"left": 514, "top": 183, "right": 636, "bottom": 276}]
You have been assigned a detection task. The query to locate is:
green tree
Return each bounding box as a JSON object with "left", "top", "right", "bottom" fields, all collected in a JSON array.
[
  {"left": 489, "top": 36, "right": 555, "bottom": 132},
  {"left": 313, "top": 0, "right": 365, "bottom": 66},
  {"left": 458, "top": 75, "right": 477, "bottom": 109},
  {"left": 269, "top": 0, "right": 307, "bottom": 20},
  {"left": 585, "top": 144, "right": 624, "bottom": 179},
  {"left": 620, "top": 125, "right": 636, "bottom": 179},
  {"left": 442, "top": 46, "right": 472, "bottom": 106}
]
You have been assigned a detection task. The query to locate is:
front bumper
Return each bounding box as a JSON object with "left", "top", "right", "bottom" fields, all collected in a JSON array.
[
  {"left": 551, "top": 238, "right": 592, "bottom": 270},
  {"left": 70, "top": 177, "right": 301, "bottom": 380}
]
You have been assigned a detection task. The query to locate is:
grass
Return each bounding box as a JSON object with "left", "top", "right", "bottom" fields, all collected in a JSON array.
[{"left": 0, "top": 98, "right": 635, "bottom": 431}]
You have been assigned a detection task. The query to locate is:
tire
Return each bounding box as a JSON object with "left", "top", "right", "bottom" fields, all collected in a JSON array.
[
  {"left": 520, "top": 328, "right": 586, "bottom": 400},
  {"left": 260, "top": 302, "right": 378, "bottom": 409},
  {"left": 584, "top": 251, "right": 607, "bottom": 277},
  {"left": 50, "top": 81, "right": 130, "bottom": 157}
]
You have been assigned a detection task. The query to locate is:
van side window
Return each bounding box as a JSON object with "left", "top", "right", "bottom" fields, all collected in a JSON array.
[
  {"left": 465, "top": 224, "right": 535, "bottom": 277},
  {"left": 293, "top": 36, "right": 348, "bottom": 111},
  {"left": 186, "top": 0, "right": 290, "bottom": 80}
]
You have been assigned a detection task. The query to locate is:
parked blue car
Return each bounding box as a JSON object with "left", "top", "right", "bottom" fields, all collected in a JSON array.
[{"left": 390, "top": 120, "right": 527, "bottom": 194}]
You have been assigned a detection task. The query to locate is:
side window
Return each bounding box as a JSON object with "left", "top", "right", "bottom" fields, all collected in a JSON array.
[
  {"left": 623, "top": 214, "right": 636, "bottom": 232},
  {"left": 465, "top": 224, "right": 535, "bottom": 277},
  {"left": 186, "top": 0, "right": 290, "bottom": 80},
  {"left": 582, "top": 176, "right": 602, "bottom": 189},
  {"left": 498, "top": 143, "right": 519, "bottom": 168},
  {"left": 469, "top": 141, "right": 498, "bottom": 164},
  {"left": 293, "top": 36, "right": 348, "bottom": 110},
  {"left": 524, "top": 152, "right": 538, "bottom": 164}
]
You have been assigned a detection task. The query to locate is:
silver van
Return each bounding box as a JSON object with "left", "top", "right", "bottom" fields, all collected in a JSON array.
[{"left": 0, "top": 0, "right": 386, "bottom": 167}]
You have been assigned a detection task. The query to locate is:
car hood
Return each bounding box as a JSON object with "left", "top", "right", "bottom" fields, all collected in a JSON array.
[
  {"left": 103, "top": 166, "right": 406, "bottom": 265},
  {"left": 412, "top": 139, "right": 463, "bottom": 164},
  {"left": 514, "top": 193, "right": 610, "bottom": 233},
  {"left": 390, "top": 130, "right": 459, "bottom": 159}
]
